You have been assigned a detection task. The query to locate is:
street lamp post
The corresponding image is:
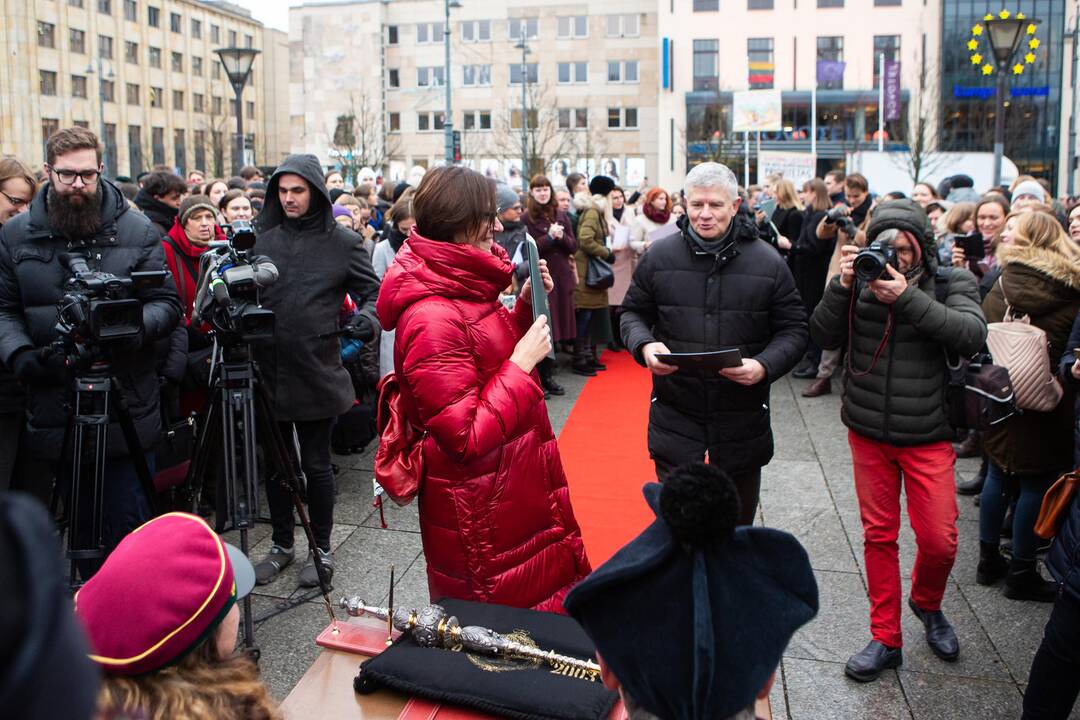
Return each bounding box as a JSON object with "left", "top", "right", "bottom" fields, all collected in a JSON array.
[
  {"left": 443, "top": 0, "right": 461, "bottom": 165},
  {"left": 214, "top": 47, "right": 261, "bottom": 175},
  {"left": 86, "top": 58, "right": 114, "bottom": 176},
  {"left": 982, "top": 14, "right": 1039, "bottom": 187},
  {"left": 515, "top": 23, "right": 530, "bottom": 189}
]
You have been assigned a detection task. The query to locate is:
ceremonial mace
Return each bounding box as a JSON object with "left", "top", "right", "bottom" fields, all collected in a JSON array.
[{"left": 339, "top": 596, "right": 601, "bottom": 680}]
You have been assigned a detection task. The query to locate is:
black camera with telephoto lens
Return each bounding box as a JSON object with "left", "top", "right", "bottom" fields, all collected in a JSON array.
[
  {"left": 853, "top": 230, "right": 899, "bottom": 282},
  {"left": 197, "top": 220, "right": 277, "bottom": 343},
  {"left": 825, "top": 206, "right": 858, "bottom": 239}
]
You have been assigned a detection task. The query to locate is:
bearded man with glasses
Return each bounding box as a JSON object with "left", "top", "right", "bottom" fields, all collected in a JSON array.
[{"left": 0, "top": 127, "right": 180, "bottom": 572}]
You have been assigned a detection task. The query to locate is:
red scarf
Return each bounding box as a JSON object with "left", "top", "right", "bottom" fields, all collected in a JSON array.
[{"left": 643, "top": 203, "right": 671, "bottom": 225}]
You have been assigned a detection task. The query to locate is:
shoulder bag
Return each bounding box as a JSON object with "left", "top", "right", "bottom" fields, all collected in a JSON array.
[
  {"left": 373, "top": 373, "right": 425, "bottom": 506},
  {"left": 984, "top": 276, "right": 1062, "bottom": 412},
  {"left": 585, "top": 256, "right": 615, "bottom": 290},
  {"left": 1034, "top": 469, "right": 1080, "bottom": 539}
]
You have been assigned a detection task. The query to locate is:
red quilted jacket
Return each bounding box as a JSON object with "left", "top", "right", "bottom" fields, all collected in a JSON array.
[{"left": 376, "top": 230, "right": 591, "bottom": 613}]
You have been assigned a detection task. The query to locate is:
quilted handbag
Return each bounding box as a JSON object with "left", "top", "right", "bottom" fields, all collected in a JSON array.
[
  {"left": 984, "top": 276, "right": 1062, "bottom": 413},
  {"left": 373, "top": 373, "right": 425, "bottom": 506},
  {"left": 585, "top": 256, "right": 615, "bottom": 290}
]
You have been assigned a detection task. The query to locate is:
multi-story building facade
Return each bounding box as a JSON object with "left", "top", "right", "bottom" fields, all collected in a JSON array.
[
  {"left": 0, "top": 0, "right": 283, "bottom": 179},
  {"left": 290, "top": 0, "right": 658, "bottom": 188}
]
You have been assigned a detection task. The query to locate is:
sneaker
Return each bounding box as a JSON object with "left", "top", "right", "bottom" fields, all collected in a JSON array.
[
  {"left": 299, "top": 547, "right": 334, "bottom": 589},
  {"left": 254, "top": 544, "right": 295, "bottom": 586}
]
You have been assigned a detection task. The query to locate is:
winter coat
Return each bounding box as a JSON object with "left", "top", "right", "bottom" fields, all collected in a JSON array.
[
  {"left": 981, "top": 244, "right": 1080, "bottom": 475},
  {"left": 573, "top": 194, "right": 612, "bottom": 311},
  {"left": 1061, "top": 311, "right": 1080, "bottom": 466},
  {"left": 524, "top": 208, "right": 578, "bottom": 343},
  {"left": 609, "top": 206, "right": 635, "bottom": 306},
  {"left": 494, "top": 221, "right": 530, "bottom": 286},
  {"left": 0, "top": 179, "right": 182, "bottom": 459},
  {"left": 372, "top": 238, "right": 400, "bottom": 380},
  {"left": 789, "top": 208, "right": 832, "bottom": 316},
  {"left": 376, "top": 230, "right": 591, "bottom": 612},
  {"left": 253, "top": 154, "right": 381, "bottom": 422},
  {"left": 769, "top": 206, "right": 804, "bottom": 256},
  {"left": 1046, "top": 485, "right": 1080, "bottom": 602},
  {"left": 629, "top": 212, "right": 672, "bottom": 255},
  {"left": 161, "top": 219, "right": 211, "bottom": 324},
  {"left": 810, "top": 200, "right": 988, "bottom": 446},
  {"left": 133, "top": 190, "right": 178, "bottom": 238},
  {"left": 620, "top": 213, "right": 808, "bottom": 473}
]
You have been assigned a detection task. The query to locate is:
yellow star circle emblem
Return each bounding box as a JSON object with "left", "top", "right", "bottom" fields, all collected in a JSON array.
[
  {"left": 1024, "top": 52, "right": 1035, "bottom": 64},
  {"left": 972, "top": 24, "right": 983, "bottom": 36},
  {"left": 1016, "top": 12, "right": 1025, "bottom": 20},
  {"left": 984, "top": 13, "right": 994, "bottom": 21},
  {"left": 1027, "top": 24, "right": 1037, "bottom": 35},
  {"left": 982, "top": 64, "right": 994, "bottom": 75},
  {"left": 967, "top": 39, "right": 979, "bottom": 50},
  {"left": 1029, "top": 38, "right": 1040, "bottom": 49},
  {"left": 998, "top": 9, "right": 1010, "bottom": 19},
  {"left": 1012, "top": 63, "right": 1024, "bottom": 75},
  {"left": 971, "top": 53, "right": 983, "bottom": 65}
]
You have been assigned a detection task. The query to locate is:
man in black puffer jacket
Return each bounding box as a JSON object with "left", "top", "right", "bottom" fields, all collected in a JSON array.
[
  {"left": 252, "top": 153, "right": 380, "bottom": 590},
  {"left": 0, "top": 128, "right": 181, "bottom": 569},
  {"left": 810, "top": 199, "right": 986, "bottom": 682},
  {"left": 621, "top": 162, "right": 807, "bottom": 526}
]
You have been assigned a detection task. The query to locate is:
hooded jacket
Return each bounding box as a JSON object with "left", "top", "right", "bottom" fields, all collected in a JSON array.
[
  {"left": 981, "top": 243, "right": 1080, "bottom": 474},
  {"left": 573, "top": 193, "right": 612, "bottom": 311},
  {"left": 133, "top": 189, "right": 178, "bottom": 238},
  {"left": 253, "top": 154, "right": 381, "bottom": 422},
  {"left": 376, "top": 230, "right": 591, "bottom": 612},
  {"left": 810, "top": 200, "right": 988, "bottom": 446},
  {"left": 620, "top": 212, "right": 808, "bottom": 474},
  {"left": 0, "top": 179, "right": 182, "bottom": 458}
]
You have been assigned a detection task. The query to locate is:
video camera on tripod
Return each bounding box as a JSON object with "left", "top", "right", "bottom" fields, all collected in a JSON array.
[{"left": 193, "top": 220, "right": 278, "bottom": 344}]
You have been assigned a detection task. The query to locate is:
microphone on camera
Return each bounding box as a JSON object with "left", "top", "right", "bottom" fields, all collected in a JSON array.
[
  {"left": 209, "top": 276, "right": 230, "bottom": 305},
  {"left": 58, "top": 252, "right": 91, "bottom": 276}
]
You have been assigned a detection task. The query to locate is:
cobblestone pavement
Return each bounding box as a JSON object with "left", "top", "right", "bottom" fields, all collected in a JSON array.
[{"left": 241, "top": 366, "right": 1077, "bottom": 720}]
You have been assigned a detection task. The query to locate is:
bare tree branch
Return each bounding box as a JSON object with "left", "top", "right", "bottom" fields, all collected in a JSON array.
[
  {"left": 328, "top": 89, "right": 401, "bottom": 184},
  {"left": 491, "top": 82, "right": 579, "bottom": 179}
]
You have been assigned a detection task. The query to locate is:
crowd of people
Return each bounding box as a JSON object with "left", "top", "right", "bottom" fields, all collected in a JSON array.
[{"left": 3, "top": 125, "right": 1080, "bottom": 720}]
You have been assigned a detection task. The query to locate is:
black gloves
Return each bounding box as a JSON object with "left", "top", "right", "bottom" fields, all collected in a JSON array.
[
  {"left": 606, "top": 250, "right": 616, "bottom": 263},
  {"left": 346, "top": 314, "right": 376, "bottom": 343},
  {"left": 11, "top": 348, "right": 66, "bottom": 386}
]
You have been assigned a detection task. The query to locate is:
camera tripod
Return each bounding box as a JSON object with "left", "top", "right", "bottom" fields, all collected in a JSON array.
[
  {"left": 61, "top": 357, "right": 160, "bottom": 589},
  {"left": 184, "top": 338, "right": 335, "bottom": 655}
]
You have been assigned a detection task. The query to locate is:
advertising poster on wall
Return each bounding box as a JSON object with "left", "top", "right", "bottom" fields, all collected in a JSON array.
[
  {"left": 757, "top": 151, "right": 817, "bottom": 187},
  {"left": 732, "top": 90, "right": 783, "bottom": 132}
]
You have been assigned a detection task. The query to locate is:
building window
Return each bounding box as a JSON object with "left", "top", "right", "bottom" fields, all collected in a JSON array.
[
  {"left": 102, "top": 79, "right": 114, "bottom": 102},
  {"left": 816, "top": 36, "right": 844, "bottom": 89},
  {"left": 388, "top": 112, "right": 400, "bottom": 132},
  {"left": 509, "top": 63, "right": 538, "bottom": 85},
  {"left": 123, "top": 0, "right": 136, "bottom": 21},
  {"left": 556, "top": 16, "right": 588, "bottom": 39},
  {"left": 387, "top": 25, "right": 398, "bottom": 45},
  {"left": 37, "top": 22, "right": 55, "bottom": 49},
  {"left": 70, "top": 29, "right": 86, "bottom": 54},
  {"left": 507, "top": 18, "right": 538, "bottom": 41},
  {"left": 125, "top": 41, "right": 138, "bottom": 63},
  {"left": 417, "top": 66, "right": 445, "bottom": 87},
  {"left": 462, "top": 64, "right": 491, "bottom": 86},
  {"left": 149, "top": 46, "right": 161, "bottom": 68},
  {"left": 748, "top": 0, "right": 774, "bottom": 7},
  {"left": 417, "top": 113, "right": 430, "bottom": 132},
  {"left": 194, "top": 130, "right": 205, "bottom": 172},
  {"left": 558, "top": 108, "right": 589, "bottom": 129},
  {"left": 151, "top": 86, "right": 163, "bottom": 108},
  {"left": 210, "top": 24, "right": 220, "bottom": 43},
  {"left": 693, "top": 0, "right": 719, "bottom": 10},
  {"left": 147, "top": 5, "right": 159, "bottom": 26},
  {"left": 213, "top": 63, "right": 221, "bottom": 80},
  {"left": 98, "top": 0, "right": 112, "bottom": 13},
  {"left": 246, "top": 101, "right": 255, "bottom": 118},
  {"left": 174, "top": 129, "right": 185, "bottom": 170},
  {"left": 388, "top": 68, "right": 400, "bottom": 88},
  {"left": 172, "top": 90, "right": 183, "bottom": 109},
  {"left": 461, "top": 20, "right": 491, "bottom": 42},
  {"left": 170, "top": 12, "right": 181, "bottom": 32},
  {"left": 463, "top": 111, "right": 492, "bottom": 130},
  {"left": 510, "top": 109, "right": 539, "bottom": 130},
  {"left": 192, "top": 56, "right": 202, "bottom": 75},
  {"left": 212, "top": 96, "right": 223, "bottom": 115},
  {"left": 416, "top": 22, "right": 445, "bottom": 45},
  {"left": 875, "top": 0, "right": 901, "bottom": 5},
  {"left": 748, "top": 37, "right": 775, "bottom": 89},
  {"left": 608, "top": 107, "right": 638, "bottom": 129},
  {"left": 103, "top": 123, "right": 117, "bottom": 175},
  {"left": 557, "top": 62, "right": 588, "bottom": 84},
  {"left": 873, "top": 35, "right": 900, "bottom": 86},
  {"left": 74, "top": 121, "right": 91, "bottom": 130},
  {"left": 817, "top": 0, "right": 843, "bottom": 6},
  {"left": 126, "top": 82, "right": 140, "bottom": 105},
  {"left": 605, "top": 14, "right": 639, "bottom": 38},
  {"left": 171, "top": 52, "right": 183, "bottom": 72},
  {"left": 228, "top": 30, "right": 237, "bottom": 46},
  {"left": 152, "top": 127, "right": 164, "bottom": 165},
  {"left": 69, "top": 0, "right": 84, "bottom": 7},
  {"left": 72, "top": 75, "right": 88, "bottom": 98},
  {"left": 98, "top": 35, "right": 113, "bottom": 59},
  {"left": 193, "top": 93, "right": 204, "bottom": 112},
  {"left": 244, "top": 34, "right": 253, "bottom": 48},
  {"left": 129, "top": 125, "right": 142, "bottom": 172},
  {"left": 42, "top": 119, "right": 60, "bottom": 158},
  {"left": 607, "top": 60, "right": 639, "bottom": 83},
  {"left": 191, "top": 18, "right": 201, "bottom": 38},
  {"left": 693, "top": 39, "right": 719, "bottom": 92},
  {"left": 40, "top": 71, "right": 58, "bottom": 96}
]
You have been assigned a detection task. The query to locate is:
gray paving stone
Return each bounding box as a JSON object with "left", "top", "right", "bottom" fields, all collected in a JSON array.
[
  {"left": 760, "top": 460, "right": 833, "bottom": 507},
  {"left": 361, "top": 494, "right": 420, "bottom": 533},
  {"left": 782, "top": 656, "right": 912, "bottom": 720},
  {"left": 768, "top": 663, "right": 790, "bottom": 720},
  {"left": 249, "top": 595, "right": 337, "bottom": 702},
  {"left": 958, "top": 583, "right": 1053, "bottom": 684},
  {"left": 248, "top": 523, "right": 358, "bottom": 600},
  {"left": 329, "top": 524, "right": 425, "bottom": 608},
  {"left": 760, "top": 503, "right": 861, "bottom": 575},
  {"left": 786, "top": 570, "right": 871, "bottom": 664},
  {"left": 899, "top": 670, "right": 1023, "bottom": 720}
]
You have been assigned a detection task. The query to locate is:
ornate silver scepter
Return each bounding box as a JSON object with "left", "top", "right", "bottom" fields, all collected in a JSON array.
[{"left": 339, "top": 596, "right": 601, "bottom": 681}]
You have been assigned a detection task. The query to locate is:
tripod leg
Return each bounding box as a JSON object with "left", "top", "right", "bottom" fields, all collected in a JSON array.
[
  {"left": 186, "top": 397, "right": 221, "bottom": 515},
  {"left": 110, "top": 379, "right": 160, "bottom": 516},
  {"left": 239, "top": 526, "right": 257, "bottom": 652}
]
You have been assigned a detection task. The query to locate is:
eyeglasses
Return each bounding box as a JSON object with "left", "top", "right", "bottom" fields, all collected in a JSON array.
[
  {"left": 0, "top": 190, "right": 29, "bottom": 208},
  {"left": 48, "top": 166, "right": 101, "bottom": 185}
]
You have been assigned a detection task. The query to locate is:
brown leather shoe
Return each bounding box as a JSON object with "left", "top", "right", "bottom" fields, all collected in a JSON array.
[{"left": 802, "top": 377, "right": 831, "bottom": 397}]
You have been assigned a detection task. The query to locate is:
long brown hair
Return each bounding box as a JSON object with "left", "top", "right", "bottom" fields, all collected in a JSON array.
[
  {"left": 1010, "top": 210, "right": 1078, "bottom": 260},
  {"left": 772, "top": 178, "right": 803, "bottom": 211},
  {"left": 97, "top": 639, "right": 280, "bottom": 720},
  {"left": 0, "top": 156, "right": 38, "bottom": 203},
  {"left": 526, "top": 174, "right": 556, "bottom": 223},
  {"left": 412, "top": 165, "right": 494, "bottom": 243},
  {"left": 801, "top": 178, "right": 831, "bottom": 213}
]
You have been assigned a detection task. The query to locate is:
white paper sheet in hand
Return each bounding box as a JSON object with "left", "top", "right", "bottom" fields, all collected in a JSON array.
[
  {"left": 647, "top": 223, "right": 681, "bottom": 245},
  {"left": 611, "top": 225, "right": 631, "bottom": 250}
]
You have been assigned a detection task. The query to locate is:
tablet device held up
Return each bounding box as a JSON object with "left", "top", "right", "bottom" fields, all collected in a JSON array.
[
  {"left": 524, "top": 236, "right": 556, "bottom": 360},
  {"left": 654, "top": 348, "right": 743, "bottom": 371}
]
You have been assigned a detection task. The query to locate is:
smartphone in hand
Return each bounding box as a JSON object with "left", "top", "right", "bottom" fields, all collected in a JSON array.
[{"left": 957, "top": 232, "right": 985, "bottom": 260}]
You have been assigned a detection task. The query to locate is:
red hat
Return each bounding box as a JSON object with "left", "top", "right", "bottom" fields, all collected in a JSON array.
[{"left": 74, "top": 512, "right": 255, "bottom": 676}]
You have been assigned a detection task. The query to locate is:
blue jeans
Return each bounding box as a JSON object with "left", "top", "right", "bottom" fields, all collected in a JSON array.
[{"left": 979, "top": 461, "right": 1054, "bottom": 561}]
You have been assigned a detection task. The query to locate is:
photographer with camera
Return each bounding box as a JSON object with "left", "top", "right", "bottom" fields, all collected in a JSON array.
[
  {"left": 810, "top": 199, "right": 986, "bottom": 682},
  {"left": 251, "top": 154, "right": 380, "bottom": 589},
  {"left": 0, "top": 128, "right": 181, "bottom": 565}
]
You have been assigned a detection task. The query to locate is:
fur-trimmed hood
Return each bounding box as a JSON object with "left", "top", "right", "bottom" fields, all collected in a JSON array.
[
  {"left": 996, "top": 243, "right": 1080, "bottom": 291},
  {"left": 573, "top": 191, "right": 607, "bottom": 214}
]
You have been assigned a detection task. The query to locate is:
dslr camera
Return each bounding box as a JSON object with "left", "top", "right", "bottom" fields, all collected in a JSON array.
[
  {"left": 853, "top": 229, "right": 900, "bottom": 282},
  {"left": 53, "top": 253, "right": 166, "bottom": 367},
  {"left": 194, "top": 220, "right": 278, "bottom": 343},
  {"left": 824, "top": 206, "right": 858, "bottom": 239}
]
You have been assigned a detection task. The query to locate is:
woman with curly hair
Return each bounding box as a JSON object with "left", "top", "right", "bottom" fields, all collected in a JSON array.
[{"left": 75, "top": 513, "right": 276, "bottom": 720}]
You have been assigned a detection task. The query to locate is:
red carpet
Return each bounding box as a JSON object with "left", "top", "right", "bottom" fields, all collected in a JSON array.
[{"left": 558, "top": 350, "right": 657, "bottom": 566}]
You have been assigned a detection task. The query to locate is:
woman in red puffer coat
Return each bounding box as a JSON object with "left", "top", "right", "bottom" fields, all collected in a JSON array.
[{"left": 377, "top": 166, "right": 591, "bottom": 613}]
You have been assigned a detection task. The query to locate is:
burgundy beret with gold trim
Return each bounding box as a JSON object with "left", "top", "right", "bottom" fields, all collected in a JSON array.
[{"left": 74, "top": 513, "right": 241, "bottom": 676}]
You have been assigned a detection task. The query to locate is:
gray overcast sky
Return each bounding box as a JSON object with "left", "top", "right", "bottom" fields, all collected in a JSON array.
[{"left": 229, "top": 0, "right": 292, "bottom": 31}]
